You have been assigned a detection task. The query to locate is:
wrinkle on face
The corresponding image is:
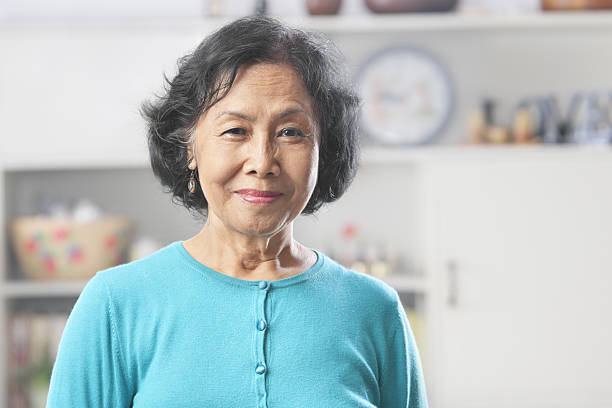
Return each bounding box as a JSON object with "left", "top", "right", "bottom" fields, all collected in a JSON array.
[{"left": 183, "top": 62, "right": 321, "bottom": 279}]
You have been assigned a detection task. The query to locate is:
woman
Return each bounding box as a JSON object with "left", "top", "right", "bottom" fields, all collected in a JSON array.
[{"left": 47, "top": 15, "right": 428, "bottom": 407}]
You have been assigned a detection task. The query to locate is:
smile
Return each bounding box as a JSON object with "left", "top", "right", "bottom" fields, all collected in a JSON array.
[{"left": 235, "top": 189, "right": 282, "bottom": 204}]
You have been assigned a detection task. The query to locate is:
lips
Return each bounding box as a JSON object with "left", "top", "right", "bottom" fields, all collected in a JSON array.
[
  {"left": 235, "top": 189, "right": 282, "bottom": 204},
  {"left": 235, "top": 189, "right": 281, "bottom": 197}
]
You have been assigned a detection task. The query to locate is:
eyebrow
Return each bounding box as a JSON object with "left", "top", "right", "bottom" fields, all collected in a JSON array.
[{"left": 214, "top": 108, "right": 310, "bottom": 122}]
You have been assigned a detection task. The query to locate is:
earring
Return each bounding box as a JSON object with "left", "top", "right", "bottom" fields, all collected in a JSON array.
[{"left": 188, "top": 169, "right": 197, "bottom": 193}]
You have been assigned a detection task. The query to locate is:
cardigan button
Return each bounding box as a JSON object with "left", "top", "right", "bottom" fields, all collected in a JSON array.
[
  {"left": 257, "top": 319, "right": 267, "bottom": 331},
  {"left": 255, "top": 363, "right": 266, "bottom": 375},
  {"left": 258, "top": 280, "right": 269, "bottom": 289}
]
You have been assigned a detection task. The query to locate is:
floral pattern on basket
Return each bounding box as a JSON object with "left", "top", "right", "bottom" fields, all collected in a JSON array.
[
  {"left": 23, "top": 228, "right": 89, "bottom": 277},
  {"left": 12, "top": 217, "right": 132, "bottom": 280}
]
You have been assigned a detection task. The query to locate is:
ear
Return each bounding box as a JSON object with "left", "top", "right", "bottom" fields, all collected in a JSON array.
[
  {"left": 187, "top": 150, "right": 195, "bottom": 170},
  {"left": 186, "top": 138, "right": 196, "bottom": 170},
  {"left": 187, "top": 122, "right": 201, "bottom": 170}
]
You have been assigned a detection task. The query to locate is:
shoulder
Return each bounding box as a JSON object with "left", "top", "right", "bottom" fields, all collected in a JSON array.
[
  {"left": 82, "top": 241, "right": 182, "bottom": 309},
  {"left": 320, "top": 252, "right": 400, "bottom": 300},
  {"left": 318, "top": 251, "right": 402, "bottom": 316},
  {"left": 94, "top": 240, "right": 179, "bottom": 286}
]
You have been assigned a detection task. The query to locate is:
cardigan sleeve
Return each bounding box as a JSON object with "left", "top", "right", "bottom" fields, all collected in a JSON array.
[
  {"left": 46, "top": 272, "right": 134, "bottom": 408},
  {"left": 379, "top": 294, "right": 429, "bottom": 408}
]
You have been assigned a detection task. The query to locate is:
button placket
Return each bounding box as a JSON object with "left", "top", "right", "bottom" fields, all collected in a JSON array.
[{"left": 255, "top": 280, "right": 270, "bottom": 407}]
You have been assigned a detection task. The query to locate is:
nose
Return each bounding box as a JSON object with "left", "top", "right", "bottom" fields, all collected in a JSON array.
[{"left": 244, "top": 133, "right": 280, "bottom": 177}]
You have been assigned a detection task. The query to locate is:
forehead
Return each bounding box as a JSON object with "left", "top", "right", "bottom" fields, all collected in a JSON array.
[
  {"left": 209, "top": 62, "right": 315, "bottom": 113},
  {"left": 234, "top": 62, "right": 305, "bottom": 90}
]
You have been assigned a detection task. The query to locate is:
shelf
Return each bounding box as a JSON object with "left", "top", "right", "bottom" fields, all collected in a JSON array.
[
  {"left": 1, "top": 279, "right": 88, "bottom": 298},
  {"left": 2, "top": 144, "right": 612, "bottom": 171},
  {"left": 360, "top": 143, "right": 612, "bottom": 163},
  {"left": 2, "top": 11, "right": 612, "bottom": 33},
  {"left": 290, "top": 11, "right": 612, "bottom": 33},
  {"left": 0, "top": 153, "right": 149, "bottom": 171}
]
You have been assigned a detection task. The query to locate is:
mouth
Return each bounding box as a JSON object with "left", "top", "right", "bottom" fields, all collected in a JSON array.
[{"left": 235, "top": 189, "right": 282, "bottom": 204}]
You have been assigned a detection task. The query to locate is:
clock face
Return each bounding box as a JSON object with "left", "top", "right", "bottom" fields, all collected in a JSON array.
[{"left": 356, "top": 47, "right": 454, "bottom": 145}]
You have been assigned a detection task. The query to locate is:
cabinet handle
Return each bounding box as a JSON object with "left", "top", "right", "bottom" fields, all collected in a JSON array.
[{"left": 447, "top": 260, "right": 458, "bottom": 307}]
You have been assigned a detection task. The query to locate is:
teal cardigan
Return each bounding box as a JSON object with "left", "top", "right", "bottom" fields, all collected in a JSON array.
[{"left": 47, "top": 241, "right": 429, "bottom": 407}]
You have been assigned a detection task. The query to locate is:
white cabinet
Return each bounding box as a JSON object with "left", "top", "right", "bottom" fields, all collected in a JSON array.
[{"left": 422, "top": 157, "right": 612, "bottom": 408}]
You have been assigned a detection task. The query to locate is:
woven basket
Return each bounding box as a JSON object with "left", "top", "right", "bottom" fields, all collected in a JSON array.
[{"left": 10, "top": 216, "right": 133, "bottom": 280}]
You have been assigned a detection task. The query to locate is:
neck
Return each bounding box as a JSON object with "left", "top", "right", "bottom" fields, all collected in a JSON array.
[{"left": 183, "top": 213, "right": 313, "bottom": 281}]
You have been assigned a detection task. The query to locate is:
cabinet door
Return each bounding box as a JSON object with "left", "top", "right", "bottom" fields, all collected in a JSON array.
[{"left": 423, "top": 160, "right": 612, "bottom": 408}]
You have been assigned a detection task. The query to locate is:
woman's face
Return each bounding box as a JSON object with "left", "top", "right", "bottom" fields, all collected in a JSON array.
[{"left": 189, "top": 62, "right": 320, "bottom": 237}]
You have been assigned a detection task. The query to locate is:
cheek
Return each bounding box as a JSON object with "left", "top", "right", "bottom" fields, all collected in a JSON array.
[
  {"left": 197, "top": 157, "right": 236, "bottom": 200},
  {"left": 296, "top": 150, "right": 319, "bottom": 194},
  {"left": 308, "top": 158, "right": 319, "bottom": 188}
]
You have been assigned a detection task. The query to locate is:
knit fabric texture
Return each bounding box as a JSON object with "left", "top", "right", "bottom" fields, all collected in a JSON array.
[{"left": 47, "top": 241, "right": 429, "bottom": 407}]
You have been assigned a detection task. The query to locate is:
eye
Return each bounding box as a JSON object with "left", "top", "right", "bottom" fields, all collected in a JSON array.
[
  {"left": 279, "top": 127, "right": 305, "bottom": 138},
  {"left": 224, "top": 128, "right": 246, "bottom": 135}
]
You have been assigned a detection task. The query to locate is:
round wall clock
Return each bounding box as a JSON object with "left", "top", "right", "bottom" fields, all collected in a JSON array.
[{"left": 355, "top": 47, "right": 454, "bottom": 145}]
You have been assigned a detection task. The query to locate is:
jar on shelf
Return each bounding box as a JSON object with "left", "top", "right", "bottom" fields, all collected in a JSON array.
[
  {"left": 306, "top": 0, "right": 342, "bottom": 15},
  {"left": 364, "top": 0, "right": 458, "bottom": 13}
]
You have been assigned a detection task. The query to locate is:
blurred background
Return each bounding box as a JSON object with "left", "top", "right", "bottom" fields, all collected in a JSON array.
[{"left": 1, "top": 0, "right": 612, "bottom": 407}]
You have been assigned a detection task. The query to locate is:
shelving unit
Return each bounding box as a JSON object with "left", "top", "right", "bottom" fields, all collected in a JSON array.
[
  {"left": 2, "top": 10, "right": 612, "bottom": 407},
  {"left": 4, "top": 10, "right": 612, "bottom": 32},
  {"left": 4, "top": 143, "right": 612, "bottom": 406},
  {"left": 0, "top": 281, "right": 88, "bottom": 299}
]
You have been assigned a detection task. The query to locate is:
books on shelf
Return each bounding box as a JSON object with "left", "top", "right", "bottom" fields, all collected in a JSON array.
[{"left": 7, "top": 312, "right": 68, "bottom": 408}]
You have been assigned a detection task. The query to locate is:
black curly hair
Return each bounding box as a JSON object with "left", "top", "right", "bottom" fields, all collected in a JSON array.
[{"left": 140, "top": 15, "right": 361, "bottom": 220}]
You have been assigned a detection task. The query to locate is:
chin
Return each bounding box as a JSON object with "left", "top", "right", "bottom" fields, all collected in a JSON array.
[{"left": 235, "top": 215, "right": 292, "bottom": 237}]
